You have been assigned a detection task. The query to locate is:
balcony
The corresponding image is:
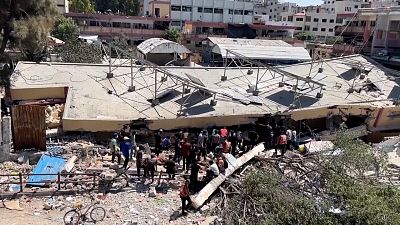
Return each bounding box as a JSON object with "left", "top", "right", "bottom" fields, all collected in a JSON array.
[
  {"left": 335, "top": 26, "right": 365, "bottom": 36},
  {"left": 79, "top": 26, "right": 166, "bottom": 39}
]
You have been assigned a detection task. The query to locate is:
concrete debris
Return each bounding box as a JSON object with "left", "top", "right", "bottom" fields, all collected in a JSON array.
[
  {"left": 45, "top": 104, "right": 64, "bottom": 129},
  {"left": 100, "top": 170, "right": 117, "bottom": 181},
  {"left": 4, "top": 199, "right": 24, "bottom": 211},
  {"left": 148, "top": 186, "right": 157, "bottom": 197}
]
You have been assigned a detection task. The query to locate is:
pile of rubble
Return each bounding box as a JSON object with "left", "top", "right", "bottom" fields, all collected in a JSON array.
[{"left": 45, "top": 104, "right": 64, "bottom": 129}]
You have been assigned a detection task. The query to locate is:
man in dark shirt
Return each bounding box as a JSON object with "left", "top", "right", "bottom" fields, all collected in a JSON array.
[
  {"left": 164, "top": 155, "right": 176, "bottom": 179},
  {"left": 181, "top": 138, "right": 191, "bottom": 172},
  {"left": 154, "top": 129, "right": 163, "bottom": 156},
  {"left": 189, "top": 158, "right": 200, "bottom": 191},
  {"left": 136, "top": 148, "right": 143, "bottom": 177},
  {"left": 228, "top": 130, "right": 238, "bottom": 156},
  {"left": 147, "top": 154, "right": 157, "bottom": 183}
]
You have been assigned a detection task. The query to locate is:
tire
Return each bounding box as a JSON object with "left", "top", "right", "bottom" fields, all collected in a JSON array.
[
  {"left": 90, "top": 206, "right": 106, "bottom": 222},
  {"left": 63, "top": 210, "right": 80, "bottom": 225}
]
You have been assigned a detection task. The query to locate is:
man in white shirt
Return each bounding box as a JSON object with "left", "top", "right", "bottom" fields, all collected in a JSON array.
[
  {"left": 286, "top": 128, "right": 292, "bottom": 150},
  {"left": 291, "top": 128, "right": 297, "bottom": 150}
]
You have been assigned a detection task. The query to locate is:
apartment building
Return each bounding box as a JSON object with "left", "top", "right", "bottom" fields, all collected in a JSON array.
[
  {"left": 254, "top": 0, "right": 298, "bottom": 21},
  {"left": 168, "top": 0, "right": 255, "bottom": 28}
]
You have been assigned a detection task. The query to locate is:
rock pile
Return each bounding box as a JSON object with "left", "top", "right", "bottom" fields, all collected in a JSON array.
[{"left": 45, "top": 104, "right": 64, "bottom": 129}]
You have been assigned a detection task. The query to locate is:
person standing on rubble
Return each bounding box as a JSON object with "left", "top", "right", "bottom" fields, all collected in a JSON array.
[
  {"left": 181, "top": 138, "right": 191, "bottom": 172},
  {"left": 174, "top": 131, "right": 183, "bottom": 164},
  {"left": 220, "top": 127, "right": 228, "bottom": 142},
  {"left": 147, "top": 154, "right": 157, "bottom": 183},
  {"left": 265, "top": 123, "right": 273, "bottom": 149},
  {"left": 110, "top": 133, "right": 121, "bottom": 164},
  {"left": 228, "top": 130, "right": 238, "bottom": 156},
  {"left": 248, "top": 127, "right": 259, "bottom": 150},
  {"left": 121, "top": 137, "right": 132, "bottom": 169},
  {"left": 179, "top": 179, "right": 191, "bottom": 215},
  {"left": 189, "top": 158, "right": 200, "bottom": 191},
  {"left": 291, "top": 127, "right": 298, "bottom": 150},
  {"left": 154, "top": 129, "right": 163, "bottom": 156},
  {"left": 211, "top": 129, "right": 220, "bottom": 153},
  {"left": 286, "top": 127, "right": 293, "bottom": 150},
  {"left": 136, "top": 147, "right": 143, "bottom": 177},
  {"left": 164, "top": 155, "right": 176, "bottom": 179},
  {"left": 277, "top": 131, "right": 287, "bottom": 156},
  {"left": 130, "top": 130, "right": 137, "bottom": 160},
  {"left": 197, "top": 130, "right": 207, "bottom": 161}
]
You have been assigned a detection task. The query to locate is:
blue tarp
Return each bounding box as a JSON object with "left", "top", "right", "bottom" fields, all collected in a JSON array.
[{"left": 27, "top": 154, "right": 67, "bottom": 186}]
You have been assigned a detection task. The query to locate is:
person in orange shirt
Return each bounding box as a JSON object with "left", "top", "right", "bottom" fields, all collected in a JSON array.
[
  {"left": 222, "top": 139, "right": 231, "bottom": 154},
  {"left": 179, "top": 179, "right": 191, "bottom": 215}
]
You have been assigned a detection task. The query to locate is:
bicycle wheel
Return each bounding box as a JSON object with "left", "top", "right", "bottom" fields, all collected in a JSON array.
[
  {"left": 63, "top": 209, "right": 80, "bottom": 225},
  {"left": 90, "top": 206, "right": 106, "bottom": 222}
]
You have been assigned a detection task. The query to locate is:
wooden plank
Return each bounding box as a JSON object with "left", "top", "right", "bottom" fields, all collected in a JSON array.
[
  {"left": 190, "top": 143, "right": 270, "bottom": 209},
  {"left": 12, "top": 105, "right": 46, "bottom": 150}
]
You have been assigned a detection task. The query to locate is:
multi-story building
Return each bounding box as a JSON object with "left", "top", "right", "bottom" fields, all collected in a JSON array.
[
  {"left": 66, "top": 13, "right": 170, "bottom": 43},
  {"left": 254, "top": 0, "right": 298, "bottom": 21},
  {"left": 53, "top": 0, "right": 69, "bottom": 13}
]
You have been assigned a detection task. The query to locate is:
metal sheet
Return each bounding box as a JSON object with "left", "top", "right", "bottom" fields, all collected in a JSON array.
[
  {"left": 27, "top": 154, "right": 67, "bottom": 186},
  {"left": 186, "top": 73, "right": 206, "bottom": 87},
  {"left": 12, "top": 105, "right": 46, "bottom": 151}
]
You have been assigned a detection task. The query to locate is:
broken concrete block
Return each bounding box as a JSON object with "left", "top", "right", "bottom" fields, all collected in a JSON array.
[
  {"left": 149, "top": 186, "right": 157, "bottom": 197},
  {"left": 100, "top": 170, "right": 116, "bottom": 181},
  {"left": 43, "top": 202, "right": 53, "bottom": 210}
]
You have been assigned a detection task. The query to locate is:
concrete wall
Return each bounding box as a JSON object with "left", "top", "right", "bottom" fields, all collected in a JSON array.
[
  {"left": 0, "top": 116, "right": 12, "bottom": 162},
  {"left": 10, "top": 87, "right": 66, "bottom": 101}
]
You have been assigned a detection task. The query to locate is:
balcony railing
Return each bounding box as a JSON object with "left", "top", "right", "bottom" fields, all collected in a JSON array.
[
  {"left": 79, "top": 26, "right": 166, "bottom": 37},
  {"left": 335, "top": 26, "right": 365, "bottom": 34}
]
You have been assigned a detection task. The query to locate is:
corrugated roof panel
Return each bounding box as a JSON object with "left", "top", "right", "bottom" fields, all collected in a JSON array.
[
  {"left": 137, "top": 38, "right": 191, "bottom": 55},
  {"left": 27, "top": 154, "right": 67, "bottom": 186}
]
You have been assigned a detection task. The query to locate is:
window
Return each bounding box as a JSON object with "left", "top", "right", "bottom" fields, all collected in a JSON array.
[
  {"left": 321, "top": 27, "right": 326, "bottom": 31},
  {"left": 331, "top": 8, "right": 335, "bottom": 12},
  {"left": 234, "top": 9, "right": 243, "bottom": 15},
  {"left": 306, "top": 16, "right": 311, "bottom": 22},
  {"left": 330, "top": 19, "right": 334, "bottom": 23},
  {"left": 171, "top": 5, "right": 181, "bottom": 11},
  {"left": 355, "top": 5, "right": 359, "bottom": 8},
  {"left": 314, "top": 18, "right": 319, "bottom": 22},
  {"left": 186, "top": 40, "right": 191, "bottom": 44},
  {"left": 313, "top": 27, "right": 318, "bottom": 31},
  {"left": 296, "top": 17, "right": 303, "bottom": 21},
  {"left": 229, "top": 9, "right": 233, "bottom": 14},
  {"left": 100, "top": 21, "right": 110, "bottom": 27},
  {"left": 336, "top": 18, "right": 343, "bottom": 23},
  {"left": 197, "top": 7, "right": 202, "bottom": 12},
  {"left": 171, "top": 21, "right": 180, "bottom": 26},
  {"left": 204, "top": 8, "right": 213, "bottom": 13},
  {"left": 122, "top": 23, "right": 131, "bottom": 28},
  {"left": 288, "top": 16, "right": 293, "bottom": 21},
  {"left": 283, "top": 17, "right": 287, "bottom": 21},
  {"left": 296, "top": 27, "right": 303, "bottom": 30},
  {"left": 214, "top": 8, "right": 223, "bottom": 14},
  {"left": 244, "top": 10, "right": 253, "bottom": 15},
  {"left": 89, "top": 21, "right": 97, "bottom": 26},
  {"left": 182, "top": 6, "right": 192, "bottom": 12},
  {"left": 329, "top": 28, "right": 334, "bottom": 32},
  {"left": 283, "top": 7, "right": 286, "bottom": 11},
  {"left": 305, "top": 25, "right": 310, "bottom": 31},
  {"left": 345, "top": 7, "right": 351, "bottom": 11},
  {"left": 322, "top": 19, "right": 327, "bottom": 22},
  {"left": 328, "top": 1, "right": 330, "bottom": 3},
  {"left": 270, "top": 9, "right": 273, "bottom": 12}
]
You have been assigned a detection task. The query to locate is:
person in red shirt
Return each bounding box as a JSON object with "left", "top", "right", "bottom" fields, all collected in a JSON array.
[
  {"left": 277, "top": 131, "right": 287, "bottom": 156},
  {"left": 181, "top": 138, "right": 191, "bottom": 171},
  {"left": 179, "top": 179, "right": 191, "bottom": 215},
  {"left": 220, "top": 127, "right": 228, "bottom": 139}
]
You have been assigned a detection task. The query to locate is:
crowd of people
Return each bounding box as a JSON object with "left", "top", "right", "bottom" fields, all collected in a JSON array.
[{"left": 109, "top": 122, "right": 303, "bottom": 215}]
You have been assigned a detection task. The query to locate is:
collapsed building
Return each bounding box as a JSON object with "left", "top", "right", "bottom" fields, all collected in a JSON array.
[{"left": 7, "top": 52, "right": 400, "bottom": 137}]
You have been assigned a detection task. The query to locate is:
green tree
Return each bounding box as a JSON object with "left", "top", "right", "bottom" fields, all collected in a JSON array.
[
  {"left": 69, "top": 0, "right": 95, "bottom": 13},
  {"left": 56, "top": 39, "right": 102, "bottom": 63},
  {"left": 295, "top": 31, "right": 317, "bottom": 41},
  {"left": 94, "top": 0, "right": 139, "bottom": 16},
  {"left": 0, "top": 0, "right": 58, "bottom": 60},
  {"left": 216, "top": 130, "right": 400, "bottom": 225},
  {"left": 52, "top": 16, "right": 79, "bottom": 42},
  {"left": 165, "top": 27, "right": 180, "bottom": 43}
]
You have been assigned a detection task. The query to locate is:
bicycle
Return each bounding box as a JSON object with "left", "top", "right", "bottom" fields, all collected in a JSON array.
[{"left": 63, "top": 194, "right": 106, "bottom": 225}]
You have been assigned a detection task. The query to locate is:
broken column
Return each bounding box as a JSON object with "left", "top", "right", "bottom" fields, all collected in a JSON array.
[{"left": 0, "top": 116, "right": 12, "bottom": 162}]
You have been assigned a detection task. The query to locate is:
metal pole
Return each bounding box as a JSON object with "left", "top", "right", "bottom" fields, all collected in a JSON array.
[
  {"left": 255, "top": 65, "right": 260, "bottom": 92},
  {"left": 131, "top": 58, "right": 134, "bottom": 87},
  {"left": 223, "top": 50, "right": 228, "bottom": 79},
  {"left": 19, "top": 172, "right": 23, "bottom": 192},
  {"left": 154, "top": 69, "right": 157, "bottom": 99},
  {"left": 179, "top": 84, "right": 185, "bottom": 115},
  {"left": 57, "top": 172, "right": 61, "bottom": 190}
]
